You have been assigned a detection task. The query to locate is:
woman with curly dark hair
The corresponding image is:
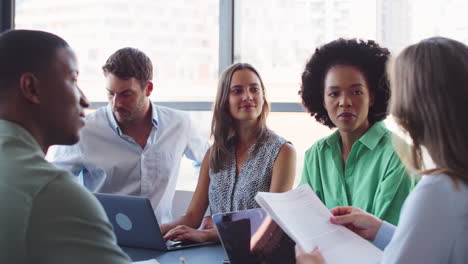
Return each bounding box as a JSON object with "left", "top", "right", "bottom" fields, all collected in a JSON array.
[
  {"left": 298, "top": 36, "right": 468, "bottom": 264},
  {"left": 299, "top": 39, "right": 415, "bottom": 225}
]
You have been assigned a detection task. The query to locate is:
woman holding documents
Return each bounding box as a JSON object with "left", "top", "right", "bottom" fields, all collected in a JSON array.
[
  {"left": 160, "top": 63, "right": 296, "bottom": 243},
  {"left": 299, "top": 38, "right": 415, "bottom": 225},
  {"left": 298, "top": 37, "right": 468, "bottom": 263}
]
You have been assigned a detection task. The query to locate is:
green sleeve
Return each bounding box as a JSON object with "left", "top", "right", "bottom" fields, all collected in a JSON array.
[
  {"left": 27, "top": 174, "right": 131, "bottom": 264},
  {"left": 372, "top": 153, "right": 416, "bottom": 225},
  {"left": 300, "top": 146, "right": 324, "bottom": 202}
]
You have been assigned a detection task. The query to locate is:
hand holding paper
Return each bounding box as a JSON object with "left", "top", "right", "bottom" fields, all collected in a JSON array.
[
  {"left": 330, "top": 206, "right": 383, "bottom": 241},
  {"left": 255, "top": 185, "right": 382, "bottom": 264}
]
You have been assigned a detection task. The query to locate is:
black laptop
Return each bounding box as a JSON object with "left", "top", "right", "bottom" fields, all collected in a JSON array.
[
  {"left": 213, "top": 208, "right": 295, "bottom": 264},
  {"left": 95, "top": 193, "right": 214, "bottom": 251}
]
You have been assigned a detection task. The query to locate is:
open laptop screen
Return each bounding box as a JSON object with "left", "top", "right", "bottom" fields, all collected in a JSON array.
[
  {"left": 94, "top": 193, "right": 214, "bottom": 251},
  {"left": 213, "top": 208, "right": 295, "bottom": 264}
]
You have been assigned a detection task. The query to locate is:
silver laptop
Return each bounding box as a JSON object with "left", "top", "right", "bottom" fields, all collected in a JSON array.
[
  {"left": 95, "top": 193, "right": 213, "bottom": 251},
  {"left": 213, "top": 208, "right": 295, "bottom": 264}
]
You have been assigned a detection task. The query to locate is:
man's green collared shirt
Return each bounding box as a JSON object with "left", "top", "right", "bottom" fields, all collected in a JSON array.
[
  {"left": 300, "top": 122, "right": 415, "bottom": 225},
  {"left": 0, "top": 120, "right": 130, "bottom": 264}
]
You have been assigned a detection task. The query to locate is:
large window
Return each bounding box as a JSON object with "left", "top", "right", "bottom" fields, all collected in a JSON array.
[
  {"left": 16, "top": 0, "right": 220, "bottom": 102},
  {"left": 234, "top": 0, "right": 378, "bottom": 102},
  {"left": 378, "top": 0, "right": 468, "bottom": 53},
  {"left": 13, "top": 0, "right": 468, "bottom": 190},
  {"left": 234, "top": 0, "right": 468, "bottom": 101}
]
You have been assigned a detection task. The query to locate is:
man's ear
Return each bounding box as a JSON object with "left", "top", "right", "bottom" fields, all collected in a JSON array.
[
  {"left": 145, "top": 81, "right": 153, "bottom": 97},
  {"left": 19, "top": 73, "right": 40, "bottom": 104}
]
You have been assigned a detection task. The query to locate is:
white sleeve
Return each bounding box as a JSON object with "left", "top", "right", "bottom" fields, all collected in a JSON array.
[
  {"left": 183, "top": 114, "right": 210, "bottom": 166},
  {"left": 49, "top": 143, "right": 85, "bottom": 178},
  {"left": 380, "top": 177, "right": 455, "bottom": 264},
  {"left": 372, "top": 221, "right": 396, "bottom": 251}
]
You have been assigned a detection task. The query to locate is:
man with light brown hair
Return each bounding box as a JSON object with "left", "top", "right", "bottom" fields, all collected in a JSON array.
[{"left": 52, "top": 47, "right": 209, "bottom": 224}]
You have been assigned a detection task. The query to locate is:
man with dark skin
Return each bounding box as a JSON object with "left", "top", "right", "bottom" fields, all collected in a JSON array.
[{"left": 0, "top": 29, "right": 130, "bottom": 264}]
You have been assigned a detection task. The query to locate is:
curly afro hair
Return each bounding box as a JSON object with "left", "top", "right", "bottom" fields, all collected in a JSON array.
[{"left": 300, "top": 38, "right": 391, "bottom": 128}]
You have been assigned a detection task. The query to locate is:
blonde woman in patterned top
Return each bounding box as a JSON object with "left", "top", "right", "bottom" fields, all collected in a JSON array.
[{"left": 160, "top": 63, "right": 296, "bottom": 243}]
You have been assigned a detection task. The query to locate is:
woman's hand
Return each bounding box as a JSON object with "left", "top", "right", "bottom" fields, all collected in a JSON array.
[
  {"left": 295, "top": 246, "right": 325, "bottom": 264},
  {"left": 163, "top": 225, "right": 216, "bottom": 243},
  {"left": 330, "top": 206, "right": 383, "bottom": 241}
]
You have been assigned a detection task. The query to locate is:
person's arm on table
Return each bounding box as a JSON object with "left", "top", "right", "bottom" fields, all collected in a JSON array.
[{"left": 161, "top": 149, "right": 218, "bottom": 243}]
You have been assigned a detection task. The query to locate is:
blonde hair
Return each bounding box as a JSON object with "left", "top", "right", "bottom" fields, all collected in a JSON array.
[
  {"left": 389, "top": 37, "right": 468, "bottom": 184},
  {"left": 210, "top": 63, "right": 270, "bottom": 173}
]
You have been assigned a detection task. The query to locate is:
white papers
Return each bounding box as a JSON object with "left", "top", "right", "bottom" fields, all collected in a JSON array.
[
  {"left": 132, "top": 259, "right": 160, "bottom": 264},
  {"left": 255, "top": 185, "right": 382, "bottom": 264}
]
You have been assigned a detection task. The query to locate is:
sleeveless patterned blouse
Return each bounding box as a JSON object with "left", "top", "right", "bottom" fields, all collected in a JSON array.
[{"left": 208, "top": 130, "right": 288, "bottom": 214}]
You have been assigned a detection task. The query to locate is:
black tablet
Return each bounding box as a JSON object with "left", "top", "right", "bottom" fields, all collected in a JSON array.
[{"left": 213, "top": 208, "right": 295, "bottom": 264}]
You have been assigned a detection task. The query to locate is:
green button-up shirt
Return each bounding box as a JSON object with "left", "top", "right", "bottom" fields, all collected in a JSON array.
[
  {"left": 300, "top": 122, "right": 415, "bottom": 225},
  {"left": 0, "top": 120, "right": 130, "bottom": 264}
]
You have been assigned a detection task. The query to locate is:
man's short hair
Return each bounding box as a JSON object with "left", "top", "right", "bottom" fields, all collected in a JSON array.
[
  {"left": 102, "top": 47, "right": 153, "bottom": 88},
  {"left": 0, "top": 30, "right": 69, "bottom": 90}
]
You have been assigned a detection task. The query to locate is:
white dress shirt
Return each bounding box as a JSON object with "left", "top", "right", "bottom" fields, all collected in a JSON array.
[{"left": 51, "top": 103, "right": 209, "bottom": 224}]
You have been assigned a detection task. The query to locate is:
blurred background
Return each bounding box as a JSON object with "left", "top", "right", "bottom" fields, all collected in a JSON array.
[{"left": 13, "top": 0, "right": 467, "bottom": 189}]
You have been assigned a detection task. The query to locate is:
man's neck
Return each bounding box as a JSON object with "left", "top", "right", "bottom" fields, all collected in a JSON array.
[{"left": 119, "top": 104, "right": 153, "bottom": 148}]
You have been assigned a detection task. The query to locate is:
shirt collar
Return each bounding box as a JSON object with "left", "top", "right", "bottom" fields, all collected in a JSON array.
[
  {"left": 358, "top": 122, "right": 387, "bottom": 150},
  {"left": 0, "top": 119, "right": 44, "bottom": 158},
  {"left": 105, "top": 102, "right": 159, "bottom": 136},
  {"left": 325, "top": 121, "right": 387, "bottom": 150},
  {"left": 150, "top": 102, "right": 159, "bottom": 128}
]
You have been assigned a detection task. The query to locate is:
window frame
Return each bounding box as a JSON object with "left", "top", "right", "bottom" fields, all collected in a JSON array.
[
  {"left": 1, "top": 0, "right": 13, "bottom": 32},
  {"left": 8, "top": 0, "right": 303, "bottom": 112}
]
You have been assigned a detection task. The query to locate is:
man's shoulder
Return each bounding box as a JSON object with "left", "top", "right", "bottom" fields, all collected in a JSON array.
[
  {"left": 26, "top": 173, "right": 131, "bottom": 263},
  {"left": 37, "top": 173, "right": 107, "bottom": 219},
  {"left": 154, "top": 104, "right": 190, "bottom": 120},
  {"left": 80, "top": 106, "right": 115, "bottom": 136},
  {"left": 0, "top": 155, "right": 72, "bottom": 208},
  {"left": 0, "top": 159, "right": 74, "bottom": 262},
  {"left": 84, "top": 106, "right": 109, "bottom": 124}
]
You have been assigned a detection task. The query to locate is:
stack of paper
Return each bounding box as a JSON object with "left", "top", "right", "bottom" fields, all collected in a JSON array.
[
  {"left": 133, "top": 259, "right": 160, "bottom": 264},
  {"left": 255, "top": 185, "right": 382, "bottom": 264}
]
